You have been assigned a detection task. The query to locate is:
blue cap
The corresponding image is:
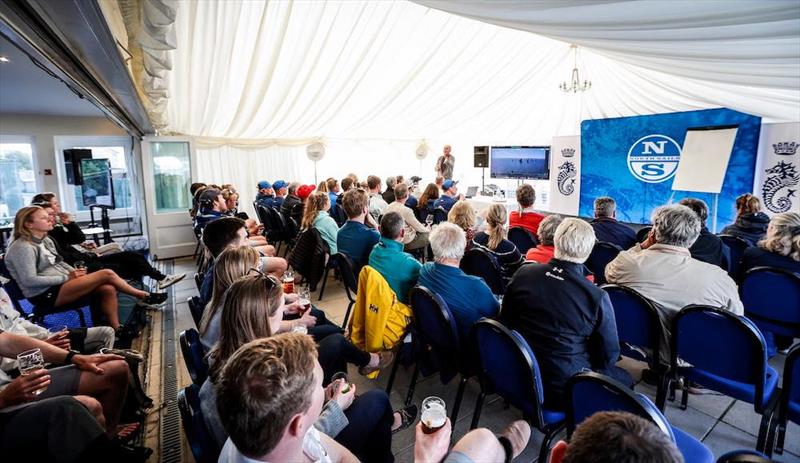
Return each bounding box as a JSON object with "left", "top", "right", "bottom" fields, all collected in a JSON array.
[
  {"left": 442, "top": 179, "right": 458, "bottom": 190},
  {"left": 273, "top": 180, "right": 287, "bottom": 190},
  {"left": 257, "top": 180, "right": 272, "bottom": 190}
]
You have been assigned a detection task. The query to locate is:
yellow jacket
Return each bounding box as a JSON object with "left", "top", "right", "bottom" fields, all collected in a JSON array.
[{"left": 348, "top": 266, "right": 413, "bottom": 362}]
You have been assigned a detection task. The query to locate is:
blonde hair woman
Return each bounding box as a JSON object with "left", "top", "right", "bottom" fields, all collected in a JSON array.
[
  {"left": 447, "top": 200, "right": 477, "bottom": 251},
  {"left": 472, "top": 204, "right": 524, "bottom": 278},
  {"left": 720, "top": 193, "right": 770, "bottom": 245},
  {"left": 302, "top": 191, "right": 339, "bottom": 254},
  {"left": 5, "top": 206, "right": 167, "bottom": 330},
  {"left": 740, "top": 212, "right": 800, "bottom": 275}
]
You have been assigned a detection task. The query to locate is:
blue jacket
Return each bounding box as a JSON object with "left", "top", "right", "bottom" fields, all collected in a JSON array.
[
  {"left": 433, "top": 194, "right": 457, "bottom": 212},
  {"left": 590, "top": 217, "right": 637, "bottom": 250},
  {"left": 337, "top": 221, "right": 380, "bottom": 274}
]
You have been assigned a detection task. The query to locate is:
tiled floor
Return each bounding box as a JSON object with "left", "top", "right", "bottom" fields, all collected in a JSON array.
[{"left": 168, "top": 257, "right": 800, "bottom": 462}]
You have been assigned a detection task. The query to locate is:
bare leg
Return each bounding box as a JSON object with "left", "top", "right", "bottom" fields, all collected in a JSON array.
[
  {"left": 95, "top": 284, "right": 120, "bottom": 328},
  {"left": 73, "top": 395, "right": 106, "bottom": 430},
  {"left": 76, "top": 360, "right": 129, "bottom": 436},
  {"left": 450, "top": 428, "right": 506, "bottom": 462},
  {"left": 254, "top": 244, "right": 276, "bottom": 256},
  {"left": 264, "top": 256, "right": 288, "bottom": 277},
  {"left": 55, "top": 269, "right": 148, "bottom": 307}
]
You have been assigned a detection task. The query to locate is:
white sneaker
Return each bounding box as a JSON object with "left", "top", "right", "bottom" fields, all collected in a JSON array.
[{"left": 158, "top": 274, "right": 186, "bottom": 290}]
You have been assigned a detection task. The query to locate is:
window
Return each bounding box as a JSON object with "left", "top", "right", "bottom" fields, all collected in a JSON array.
[
  {"left": 151, "top": 141, "right": 191, "bottom": 213},
  {"left": 0, "top": 138, "right": 37, "bottom": 225}
]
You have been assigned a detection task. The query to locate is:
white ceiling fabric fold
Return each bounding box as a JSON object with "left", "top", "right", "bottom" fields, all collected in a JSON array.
[{"left": 166, "top": 0, "right": 800, "bottom": 145}]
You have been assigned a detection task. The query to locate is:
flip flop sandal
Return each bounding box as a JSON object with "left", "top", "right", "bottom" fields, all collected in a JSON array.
[
  {"left": 114, "top": 422, "right": 141, "bottom": 444},
  {"left": 392, "top": 404, "right": 418, "bottom": 434}
]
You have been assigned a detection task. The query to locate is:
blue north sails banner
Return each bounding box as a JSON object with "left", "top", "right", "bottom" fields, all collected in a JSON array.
[{"left": 579, "top": 108, "right": 761, "bottom": 226}]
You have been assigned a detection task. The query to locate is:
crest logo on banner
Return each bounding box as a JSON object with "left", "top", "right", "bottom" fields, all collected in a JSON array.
[
  {"left": 627, "top": 134, "right": 682, "bottom": 183},
  {"left": 557, "top": 161, "right": 577, "bottom": 195},
  {"left": 762, "top": 155, "right": 799, "bottom": 213},
  {"left": 562, "top": 148, "right": 575, "bottom": 158},
  {"left": 773, "top": 142, "right": 798, "bottom": 156}
]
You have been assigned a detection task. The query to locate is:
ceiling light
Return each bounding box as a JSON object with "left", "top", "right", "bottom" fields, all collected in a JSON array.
[
  {"left": 559, "top": 45, "right": 591, "bottom": 93},
  {"left": 0, "top": 56, "right": 9, "bottom": 63}
]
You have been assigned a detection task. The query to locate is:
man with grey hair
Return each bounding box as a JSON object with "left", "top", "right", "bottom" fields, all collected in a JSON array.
[
  {"left": 368, "top": 212, "right": 422, "bottom": 304},
  {"left": 606, "top": 204, "right": 742, "bottom": 361},
  {"left": 502, "top": 218, "right": 631, "bottom": 407},
  {"left": 591, "top": 196, "right": 637, "bottom": 250},
  {"left": 280, "top": 181, "right": 303, "bottom": 222},
  {"left": 382, "top": 176, "right": 397, "bottom": 204},
  {"left": 417, "top": 222, "right": 499, "bottom": 341},
  {"left": 678, "top": 197, "right": 727, "bottom": 269}
]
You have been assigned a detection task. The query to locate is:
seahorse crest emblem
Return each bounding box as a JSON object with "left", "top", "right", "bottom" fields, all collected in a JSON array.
[
  {"left": 557, "top": 161, "right": 577, "bottom": 196},
  {"left": 762, "top": 160, "right": 799, "bottom": 213}
]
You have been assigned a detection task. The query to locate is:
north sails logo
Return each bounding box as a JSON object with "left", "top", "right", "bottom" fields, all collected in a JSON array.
[{"left": 627, "top": 134, "right": 682, "bottom": 184}]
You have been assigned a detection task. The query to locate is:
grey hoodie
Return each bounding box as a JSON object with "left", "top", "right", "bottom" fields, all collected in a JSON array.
[{"left": 5, "top": 236, "right": 73, "bottom": 298}]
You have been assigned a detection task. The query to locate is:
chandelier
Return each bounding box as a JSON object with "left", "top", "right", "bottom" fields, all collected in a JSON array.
[{"left": 559, "top": 45, "right": 591, "bottom": 93}]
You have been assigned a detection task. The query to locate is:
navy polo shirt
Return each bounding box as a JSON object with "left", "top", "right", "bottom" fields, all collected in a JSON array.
[
  {"left": 336, "top": 221, "right": 380, "bottom": 272},
  {"left": 590, "top": 217, "right": 637, "bottom": 250},
  {"left": 434, "top": 194, "right": 457, "bottom": 212}
]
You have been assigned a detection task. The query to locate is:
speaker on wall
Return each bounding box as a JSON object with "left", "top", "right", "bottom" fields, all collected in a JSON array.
[
  {"left": 64, "top": 149, "right": 92, "bottom": 185},
  {"left": 474, "top": 146, "right": 489, "bottom": 168}
]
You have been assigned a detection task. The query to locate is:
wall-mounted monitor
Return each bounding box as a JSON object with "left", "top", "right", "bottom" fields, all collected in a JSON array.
[
  {"left": 490, "top": 146, "right": 550, "bottom": 179},
  {"left": 80, "top": 158, "right": 115, "bottom": 209}
]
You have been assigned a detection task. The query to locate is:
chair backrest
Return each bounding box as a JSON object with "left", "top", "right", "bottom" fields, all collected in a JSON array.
[
  {"left": 268, "top": 207, "right": 288, "bottom": 238},
  {"left": 187, "top": 296, "right": 204, "bottom": 327},
  {"left": 566, "top": 372, "right": 675, "bottom": 441},
  {"left": 636, "top": 226, "right": 652, "bottom": 243},
  {"left": 178, "top": 384, "right": 218, "bottom": 463},
  {"left": 0, "top": 255, "right": 28, "bottom": 314},
  {"left": 602, "top": 285, "right": 663, "bottom": 367},
  {"left": 432, "top": 206, "right": 448, "bottom": 225},
  {"left": 180, "top": 329, "right": 208, "bottom": 386},
  {"left": 672, "top": 305, "right": 769, "bottom": 408},
  {"left": 508, "top": 227, "right": 539, "bottom": 254},
  {"left": 335, "top": 252, "right": 358, "bottom": 295},
  {"left": 741, "top": 266, "right": 800, "bottom": 325},
  {"left": 194, "top": 272, "right": 204, "bottom": 292},
  {"left": 716, "top": 449, "right": 772, "bottom": 463},
  {"left": 782, "top": 343, "right": 800, "bottom": 422},
  {"left": 585, "top": 241, "right": 623, "bottom": 285},
  {"left": 460, "top": 247, "right": 505, "bottom": 295},
  {"left": 255, "top": 204, "right": 271, "bottom": 226},
  {"left": 410, "top": 286, "right": 463, "bottom": 382},
  {"left": 473, "top": 318, "right": 550, "bottom": 427},
  {"left": 718, "top": 234, "right": 752, "bottom": 278},
  {"left": 279, "top": 209, "right": 299, "bottom": 241}
]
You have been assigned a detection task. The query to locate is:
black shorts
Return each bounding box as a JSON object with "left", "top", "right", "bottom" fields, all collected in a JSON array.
[{"left": 27, "top": 284, "right": 63, "bottom": 308}]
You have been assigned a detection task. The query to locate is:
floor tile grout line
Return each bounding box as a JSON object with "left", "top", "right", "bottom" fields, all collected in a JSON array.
[{"left": 701, "top": 399, "right": 737, "bottom": 442}]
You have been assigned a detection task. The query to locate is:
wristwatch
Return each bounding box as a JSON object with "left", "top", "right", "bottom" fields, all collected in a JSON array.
[{"left": 64, "top": 349, "right": 79, "bottom": 365}]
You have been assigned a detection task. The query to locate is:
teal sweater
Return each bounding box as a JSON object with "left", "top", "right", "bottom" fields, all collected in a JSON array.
[{"left": 313, "top": 211, "right": 340, "bottom": 255}]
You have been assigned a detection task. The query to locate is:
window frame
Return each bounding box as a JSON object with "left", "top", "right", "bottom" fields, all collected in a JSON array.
[{"left": 0, "top": 134, "right": 40, "bottom": 221}]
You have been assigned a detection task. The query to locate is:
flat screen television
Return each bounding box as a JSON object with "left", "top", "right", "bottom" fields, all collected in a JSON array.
[
  {"left": 490, "top": 146, "right": 550, "bottom": 179},
  {"left": 80, "top": 158, "right": 116, "bottom": 209}
]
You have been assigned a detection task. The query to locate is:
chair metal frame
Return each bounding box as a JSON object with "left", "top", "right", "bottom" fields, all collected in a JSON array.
[{"left": 774, "top": 343, "right": 800, "bottom": 455}]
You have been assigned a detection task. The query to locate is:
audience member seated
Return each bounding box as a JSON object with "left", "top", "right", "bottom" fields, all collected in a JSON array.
[
  {"left": 327, "top": 178, "right": 343, "bottom": 220},
  {"left": 502, "top": 218, "right": 631, "bottom": 408},
  {"left": 0, "top": 329, "right": 130, "bottom": 440},
  {"left": 5, "top": 206, "right": 167, "bottom": 330},
  {"left": 606, "top": 204, "right": 743, "bottom": 361},
  {"left": 401, "top": 176, "right": 419, "bottom": 210},
  {"left": 417, "top": 182, "right": 440, "bottom": 222},
  {"left": 272, "top": 180, "right": 288, "bottom": 209},
  {"left": 33, "top": 199, "right": 184, "bottom": 289},
  {"left": 473, "top": 204, "right": 524, "bottom": 279},
  {"left": 280, "top": 181, "right": 303, "bottom": 222},
  {"left": 447, "top": 200, "right": 477, "bottom": 252},
  {"left": 0, "top": 287, "right": 114, "bottom": 355},
  {"left": 387, "top": 183, "right": 431, "bottom": 252},
  {"left": 206, "top": 286, "right": 416, "bottom": 461},
  {"left": 367, "top": 175, "right": 389, "bottom": 222},
  {"left": 336, "top": 189, "right": 380, "bottom": 274},
  {"left": 721, "top": 193, "right": 770, "bottom": 245},
  {"left": 435, "top": 175, "right": 445, "bottom": 192},
  {"left": 254, "top": 180, "right": 276, "bottom": 209},
  {"left": 590, "top": 196, "right": 637, "bottom": 250},
  {"left": 433, "top": 180, "right": 463, "bottom": 213},
  {"left": 679, "top": 198, "right": 728, "bottom": 269},
  {"left": 368, "top": 212, "right": 422, "bottom": 304},
  {"left": 32, "top": 192, "right": 123, "bottom": 256},
  {"left": 739, "top": 211, "right": 800, "bottom": 276},
  {"left": 382, "top": 176, "right": 397, "bottom": 205},
  {"left": 194, "top": 188, "right": 230, "bottom": 235},
  {"left": 414, "top": 417, "right": 531, "bottom": 463},
  {"left": 418, "top": 222, "right": 499, "bottom": 342},
  {"left": 526, "top": 214, "right": 564, "bottom": 263},
  {"left": 302, "top": 191, "right": 340, "bottom": 255},
  {"left": 548, "top": 411, "right": 682, "bottom": 463},
  {"left": 199, "top": 217, "right": 287, "bottom": 306},
  {"left": 189, "top": 182, "right": 207, "bottom": 217},
  {"left": 509, "top": 183, "right": 545, "bottom": 236}
]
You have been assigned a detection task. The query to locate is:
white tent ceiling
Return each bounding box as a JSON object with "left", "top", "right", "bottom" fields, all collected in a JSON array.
[{"left": 164, "top": 0, "right": 800, "bottom": 145}]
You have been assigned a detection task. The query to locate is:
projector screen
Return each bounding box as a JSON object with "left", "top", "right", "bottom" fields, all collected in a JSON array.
[{"left": 490, "top": 146, "right": 550, "bottom": 179}]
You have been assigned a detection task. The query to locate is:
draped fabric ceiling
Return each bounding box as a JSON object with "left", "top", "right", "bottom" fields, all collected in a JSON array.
[{"left": 165, "top": 0, "right": 800, "bottom": 146}]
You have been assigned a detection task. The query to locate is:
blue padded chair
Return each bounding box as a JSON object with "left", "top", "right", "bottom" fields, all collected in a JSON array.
[
  {"left": 471, "top": 318, "right": 565, "bottom": 463},
  {"left": 333, "top": 253, "right": 358, "bottom": 328},
  {"left": 399, "top": 286, "right": 474, "bottom": 426},
  {"left": 317, "top": 254, "right": 339, "bottom": 301},
  {"left": 774, "top": 343, "right": 800, "bottom": 456},
  {"left": 178, "top": 384, "right": 219, "bottom": 463},
  {"left": 636, "top": 226, "right": 652, "bottom": 244},
  {"left": 741, "top": 267, "right": 800, "bottom": 355},
  {"left": 585, "top": 241, "right": 623, "bottom": 285},
  {"left": 508, "top": 227, "right": 539, "bottom": 254},
  {"left": 460, "top": 247, "right": 505, "bottom": 295},
  {"left": 603, "top": 284, "right": 670, "bottom": 410},
  {"left": 716, "top": 449, "right": 772, "bottom": 463},
  {"left": 180, "top": 328, "right": 209, "bottom": 386},
  {"left": 719, "top": 234, "right": 752, "bottom": 279},
  {"left": 566, "top": 372, "right": 714, "bottom": 463},
  {"left": 187, "top": 296, "right": 204, "bottom": 328},
  {"left": 671, "top": 305, "right": 780, "bottom": 454}
]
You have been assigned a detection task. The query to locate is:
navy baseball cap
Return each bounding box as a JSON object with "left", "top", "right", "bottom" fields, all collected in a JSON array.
[
  {"left": 273, "top": 180, "right": 287, "bottom": 190},
  {"left": 442, "top": 179, "right": 458, "bottom": 190},
  {"left": 257, "top": 180, "right": 272, "bottom": 190}
]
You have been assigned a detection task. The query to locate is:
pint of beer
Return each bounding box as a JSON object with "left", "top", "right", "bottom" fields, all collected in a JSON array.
[
  {"left": 421, "top": 396, "right": 447, "bottom": 434},
  {"left": 283, "top": 269, "right": 295, "bottom": 294}
]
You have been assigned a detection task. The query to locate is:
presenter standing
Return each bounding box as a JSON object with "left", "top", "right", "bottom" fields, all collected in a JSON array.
[{"left": 435, "top": 145, "right": 455, "bottom": 180}]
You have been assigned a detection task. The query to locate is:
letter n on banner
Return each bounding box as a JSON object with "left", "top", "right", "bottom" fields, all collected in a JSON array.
[
  {"left": 754, "top": 123, "right": 800, "bottom": 217},
  {"left": 549, "top": 135, "right": 581, "bottom": 215}
]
